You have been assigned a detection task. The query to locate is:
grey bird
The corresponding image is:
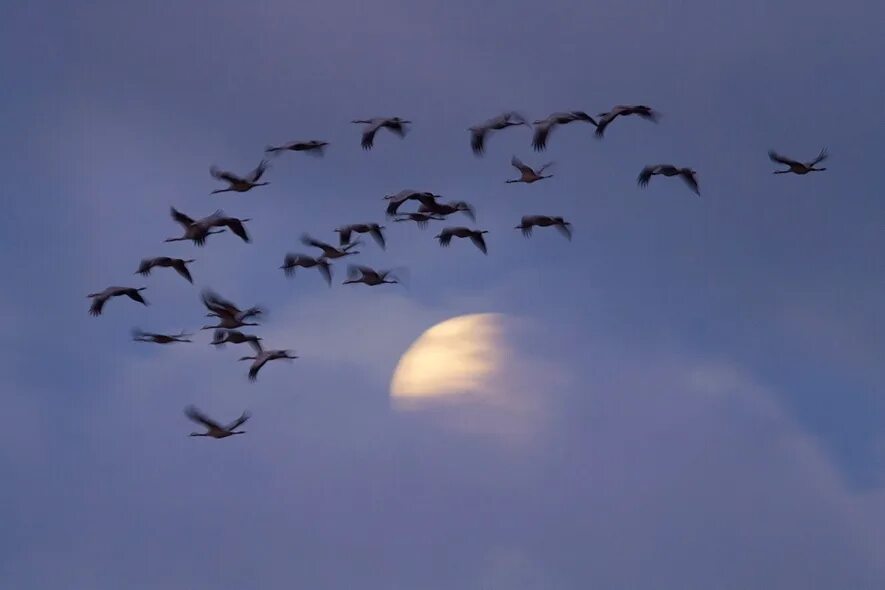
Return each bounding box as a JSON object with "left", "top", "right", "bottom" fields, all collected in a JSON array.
[
  {"left": 210, "top": 160, "right": 270, "bottom": 194},
  {"left": 352, "top": 117, "right": 411, "bottom": 150},
  {"left": 434, "top": 227, "right": 488, "bottom": 254},
  {"left": 132, "top": 328, "right": 192, "bottom": 344},
  {"left": 469, "top": 111, "right": 529, "bottom": 156},
  {"left": 506, "top": 156, "right": 554, "bottom": 184},
  {"left": 769, "top": 148, "right": 828, "bottom": 175},
  {"left": 637, "top": 164, "right": 700, "bottom": 196},
  {"left": 185, "top": 406, "right": 250, "bottom": 439},
  {"left": 135, "top": 256, "right": 195, "bottom": 283},
  {"left": 532, "top": 111, "right": 598, "bottom": 151},
  {"left": 515, "top": 215, "right": 572, "bottom": 240},
  {"left": 88, "top": 286, "right": 148, "bottom": 316},
  {"left": 594, "top": 105, "right": 659, "bottom": 138}
]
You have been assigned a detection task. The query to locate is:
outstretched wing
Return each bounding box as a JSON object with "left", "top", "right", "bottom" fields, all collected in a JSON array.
[
  {"left": 170, "top": 207, "right": 195, "bottom": 228},
  {"left": 184, "top": 405, "right": 222, "bottom": 431},
  {"left": 369, "top": 225, "right": 386, "bottom": 249},
  {"left": 470, "top": 128, "right": 486, "bottom": 156},
  {"left": 532, "top": 123, "right": 552, "bottom": 151},
  {"left": 555, "top": 222, "right": 573, "bottom": 240},
  {"left": 301, "top": 234, "right": 333, "bottom": 252},
  {"left": 317, "top": 260, "right": 332, "bottom": 286},
  {"left": 223, "top": 219, "right": 250, "bottom": 243},
  {"left": 210, "top": 166, "right": 243, "bottom": 184},
  {"left": 437, "top": 230, "right": 452, "bottom": 247},
  {"left": 637, "top": 166, "right": 657, "bottom": 187},
  {"left": 125, "top": 289, "right": 148, "bottom": 306},
  {"left": 470, "top": 232, "right": 488, "bottom": 254},
  {"left": 768, "top": 150, "right": 799, "bottom": 167},
  {"left": 680, "top": 170, "right": 700, "bottom": 196},
  {"left": 171, "top": 260, "right": 194, "bottom": 283},
  {"left": 246, "top": 160, "right": 269, "bottom": 183},
  {"left": 511, "top": 156, "right": 531, "bottom": 174},
  {"left": 809, "top": 147, "right": 828, "bottom": 167},
  {"left": 225, "top": 410, "right": 251, "bottom": 431}
]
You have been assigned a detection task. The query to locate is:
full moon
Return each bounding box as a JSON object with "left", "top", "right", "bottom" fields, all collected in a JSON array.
[{"left": 390, "top": 313, "right": 505, "bottom": 408}]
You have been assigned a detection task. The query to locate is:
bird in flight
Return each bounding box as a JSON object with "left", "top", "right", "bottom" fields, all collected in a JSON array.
[
  {"left": 594, "top": 105, "right": 659, "bottom": 138},
  {"left": 132, "top": 329, "right": 192, "bottom": 344},
  {"left": 280, "top": 253, "right": 332, "bottom": 285},
  {"left": 435, "top": 227, "right": 489, "bottom": 254},
  {"left": 352, "top": 117, "right": 411, "bottom": 150},
  {"left": 334, "top": 223, "right": 386, "bottom": 250},
  {"left": 342, "top": 265, "right": 403, "bottom": 286},
  {"left": 532, "top": 111, "right": 598, "bottom": 151},
  {"left": 469, "top": 112, "right": 529, "bottom": 156},
  {"left": 135, "top": 256, "right": 195, "bottom": 284},
  {"left": 239, "top": 343, "right": 298, "bottom": 381},
  {"left": 515, "top": 215, "right": 572, "bottom": 240},
  {"left": 768, "top": 148, "right": 828, "bottom": 175},
  {"left": 265, "top": 140, "right": 329, "bottom": 157},
  {"left": 637, "top": 164, "right": 700, "bottom": 196},
  {"left": 185, "top": 406, "right": 250, "bottom": 439},
  {"left": 210, "top": 160, "right": 270, "bottom": 194},
  {"left": 506, "top": 156, "right": 554, "bottom": 184},
  {"left": 88, "top": 286, "right": 148, "bottom": 316}
]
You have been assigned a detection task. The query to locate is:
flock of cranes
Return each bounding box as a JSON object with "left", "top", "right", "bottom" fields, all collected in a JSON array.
[{"left": 87, "top": 106, "right": 828, "bottom": 438}]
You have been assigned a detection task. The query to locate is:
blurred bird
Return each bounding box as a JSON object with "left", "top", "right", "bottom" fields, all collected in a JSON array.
[
  {"left": 185, "top": 406, "right": 250, "bottom": 439},
  {"left": 342, "top": 265, "right": 403, "bottom": 286},
  {"left": 265, "top": 140, "right": 329, "bottom": 157},
  {"left": 469, "top": 112, "right": 529, "bottom": 156},
  {"left": 334, "top": 223, "right": 386, "bottom": 249},
  {"left": 352, "top": 117, "right": 411, "bottom": 150},
  {"left": 210, "top": 160, "right": 270, "bottom": 194},
  {"left": 164, "top": 207, "right": 226, "bottom": 246},
  {"left": 594, "top": 105, "right": 659, "bottom": 138},
  {"left": 135, "top": 256, "right": 195, "bottom": 283},
  {"left": 210, "top": 329, "right": 263, "bottom": 352},
  {"left": 280, "top": 253, "right": 332, "bottom": 285},
  {"left": 301, "top": 234, "right": 360, "bottom": 259},
  {"left": 88, "top": 286, "right": 148, "bottom": 316},
  {"left": 506, "top": 156, "right": 554, "bottom": 184},
  {"left": 384, "top": 190, "right": 439, "bottom": 218},
  {"left": 392, "top": 212, "right": 446, "bottom": 228},
  {"left": 769, "top": 148, "right": 828, "bottom": 174},
  {"left": 201, "top": 211, "right": 252, "bottom": 243},
  {"left": 417, "top": 199, "right": 476, "bottom": 221},
  {"left": 515, "top": 215, "right": 572, "bottom": 240},
  {"left": 239, "top": 345, "right": 298, "bottom": 381},
  {"left": 200, "top": 289, "right": 263, "bottom": 330},
  {"left": 132, "top": 328, "right": 192, "bottom": 344},
  {"left": 637, "top": 165, "right": 700, "bottom": 196},
  {"left": 532, "top": 111, "right": 598, "bottom": 151},
  {"left": 435, "top": 227, "right": 488, "bottom": 254}
]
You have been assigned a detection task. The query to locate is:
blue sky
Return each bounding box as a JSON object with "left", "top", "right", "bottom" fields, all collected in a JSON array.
[{"left": 2, "top": 0, "right": 885, "bottom": 587}]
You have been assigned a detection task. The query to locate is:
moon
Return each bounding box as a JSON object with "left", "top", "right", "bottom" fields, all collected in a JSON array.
[{"left": 390, "top": 313, "right": 505, "bottom": 408}]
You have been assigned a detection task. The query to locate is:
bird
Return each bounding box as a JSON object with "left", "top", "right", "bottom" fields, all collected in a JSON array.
[
  {"left": 301, "top": 234, "right": 360, "bottom": 259},
  {"left": 637, "top": 165, "right": 700, "bottom": 196},
  {"left": 88, "top": 286, "right": 148, "bottom": 316},
  {"left": 417, "top": 198, "right": 476, "bottom": 221},
  {"left": 200, "top": 211, "right": 252, "bottom": 243},
  {"left": 135, "top": 257, "right": 195, "bottom": 283},
  {"left": 210, "top": 329, "right": 263, "bottom": 352},
  {"left": 435, "top": 227, "right": 488, "bottom": 254},
  {"left": 239, "top": 346, "right": 298, "bottom": 381},
  {"left": 383, "top": 190, "right": 439, "bottom": 218},
  {"left": 342, "top": 265, "right": 402, "bottom": 286},
  {"left": 280, "top": 253, "right": 332, "bottom": 285},
  {"left": 132, "top": 328, "right": 192, "bottom": 344},
  {"left": 769, "top": 148, "right": 828, "bottom": 174},
  {"left": 265, "top": 140, "right": 329, "bottom": 157},
  {"left": 392, "top": 212, "right": 446, "bottom": 228},
  {"left": 469, "top": 112, "right": 529, "bottom": 156},
  {"left": 515, "top": 215, "right": 572, "bottom": 240},
  {"left": 532, "top": 111, "right": 598, "bottom": 151},
  {"left": 351, "top": 117, "right": 411, "bottom": 150},
  {"left": 210, "top": 160, "right": 270, "bottom": 194},
  {"left": 594, "top": 105, "right": 659, "bottom": 138},
  {"left": 200, "top": 289, "right": 264, "bottom": 328},
  {"left": 506, "top": 156, "right": 554, "bottom": 184},
  {"left": 164, "top": 207, "right": 226, "bottom": 246},
  {"left": 334, "top": 223, "right": 386, "bottom": 249},
  {"left": 185, "top": 405, "right": 250, "bottom": 439}
]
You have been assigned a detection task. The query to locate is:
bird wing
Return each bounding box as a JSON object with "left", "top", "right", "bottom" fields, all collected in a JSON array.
[
  {"left": 248, "top": 338, "right": 264, "bottom": 354},
  {"left": 511, "top": 155, "right": 531, "bottom": 174},
  {"left": 555, "top": 222, "right": 573, "bottom": 240},
  {"left": 470, "top": 128, "right": 486, "bottom": 155},
  {"left": 225, "top": 411, "right": 251, "bottom": 431},
  {"left": 594, "top": 113, "right": 615, "bottom": 137},
  {"left": 537, "top": 162, "right": 555, "bottom": 175},
  {"left": 369, "top": 226, "right": 386, "bottom": 249},
  {"left": 88, "top": 294, "right": 108, "bottom": 316},
  {"left": 637, "top": 166, "right": 657, "bottom": 187},
  {"left": 680, "top": 170, "right": 700, "bottom": 195},
  {"left": 317, "top": 260, "right": 332, "bottom": 285},
  {"left": 384, "top": 120, "right": 408, "bottom": 137},
  {"left": 301, "top": 234, "right": 333, "bottom": 252},
  {"left": 125, "top": 289, "right": 148, "bottom": 305},
  {"left": 248, "top": 356, "right": 268, "bottom": 381},
  {"left": 469, "top": 232, "right": 488, "bottom": 254},
  {"left": 136, "top": 258, "right": 154, "bottom": 276},
  {"left": 170, "top": 207, "right": 195, "bottom": 228},
  {"left": 210, "top": 166, "right": 243, "bottom": 184},
  {"left": 337, "top": 226, "right": 353, "bottom": 246},
  {"left": 184, "top": 405, "right": 222, "bottom": 431},
  {"left": 570, "top": 111, "right": 598, "bottom": 126},
  {"left": 360, "top": 121, "right": 382, "bottom": 150},
  {"left": 437, "top": 229, "right": 452, "bottom": 247},
  {"left": 171, "top": 260, "right": 194, "bottom": 283},
  {"left": 246, "top": 160, "right": 269, "bottom": 183},
  {"left": 532, "top": 123, "right": 552, "bottom": 151},
  {"left": 455, "top": 201, "right": 476, "bottom": 222},
  {"left": 768, "top": 150, "right": 799, "bottom": 167},
  {"left": 223, "top": 219, "right": 250, "bottom": 243},
  {"left": 201, "top": 289, "right": 240, "bottom": 316},
  {"left": 809, "top": 147, "right": 828, "bottom": 166}
]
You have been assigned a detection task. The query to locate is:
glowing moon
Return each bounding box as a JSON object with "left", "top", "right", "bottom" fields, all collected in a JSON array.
[{"left": 390, "top": 313, "right": 505, "bottom": 408}]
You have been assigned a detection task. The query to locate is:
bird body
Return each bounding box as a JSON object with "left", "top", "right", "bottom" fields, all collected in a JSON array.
[
  {"left": 335, "top": 223, "right": 386, "bottom": 249},
  {"left": 769, "top": 148, "right": 828, "bottom": 174},
  {"left": 532, "top": 111, "right": 598, "bottom": 151},
  {"left": 352, "top": 117, "right": 410, "bottom": 150},
  {"left": 515, "top": 215, "right": 572, "bottom": 240},
  {"left": 239, "top": 346, "right": 298, "bottom": 381},
  {"left": 507, "top": 156, "right": 554, "bottom": 183},
  {"left": 595, "top": 105, "right": 659, "bottom": 137},
  {"left": 210, "top": 160, "right": 269, "bottom": 194},
  {"left": 88, "top": 286, "right": 148, "bottom": 316},
  {"left": 132, "top": 329, "right": 192, "bottom": 344},
  {"left": 185, "top": 406, "right": 250, "bottom": 438},
  {"left": 434, "top": 227, "right": 488, "bottom": 254},
  {"left": 469, "top": 111, "right": 528, "bottom": 155},
  {"left": 637, "top": 164, "right": 700, "bottom": 195},
  {"left": 135, "top": 256, "right": 195, "bottom": 283},
  {"left": 265, "top": 140, "right": 328, "bottom": 156}
]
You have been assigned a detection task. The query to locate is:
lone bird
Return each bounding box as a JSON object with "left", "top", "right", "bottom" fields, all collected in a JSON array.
[
  {"left": 435, "top": 227, "right": 488, "bottom": 254},
  {"left": 637, "top": 165, "right": 700, "bottom": 196},
  {"left": 88, "top": 286, "right": 148, "bottom": 316},
  {"left": 393, "top": 212, "right": 446, "bottom": 228},
  {"left": 532, "top": 111, "right": 598, "bottom": 151},
  {"left": 334, "top": 223, "right": 386, "bottom": 249},
  {"left": 342, "top": 265, "right": 402, "bottom": 287},
  {"left": 164, "top": 207, "right": 226, "bottom": 247},
  {"left": 515, "top": 215, "right": 572, "bottom": 240},
  {"left": 185, "top": 406, "right": 250, "bottom": 439},
  {"left": 469, "top": 112, "right": 529, "bottom": 156},
  {"left": 352, "top": 117, "right": 410, "bottom": 150},
  {"left": 132, "top": 328, "right": 192, "bottom": 344},
  {"left": 769, "top": 148, "right": 828, "bottom": 175},
  {"left": 265, "top": 140, "right": 328, "bottom": 157},
  {"left": 506, "top": 156, "right": 554, "bottom": 184},
  {"left": 135, "top": 256, "right": 195, "bottom": 283},
  {"left": 594, "top": 105, "right": 659, "bottom": 138},
  {"left": 210, "top": 329, "right": 263, "bottom": 352},
  {"left": 301, "top": 234, "right": 360, "bottom": 259},
  {"left": 239, "top": 345, "right": 298, "bottom": 381},
  {"left": 280, "top": 253, "right": 332, "bottom": 285},
  {"left": 210, "top": 160, "right": 269, "bottom": 194}
]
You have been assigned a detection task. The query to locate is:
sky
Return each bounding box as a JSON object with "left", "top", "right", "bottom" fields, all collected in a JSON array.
[{"left": 2, "top": 0, "right": 885, "bottom": 587}]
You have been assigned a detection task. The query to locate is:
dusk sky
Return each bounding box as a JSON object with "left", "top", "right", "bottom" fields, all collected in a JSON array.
[{"left": 3, "top": 0, "right": 885, "bottom": 587}]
